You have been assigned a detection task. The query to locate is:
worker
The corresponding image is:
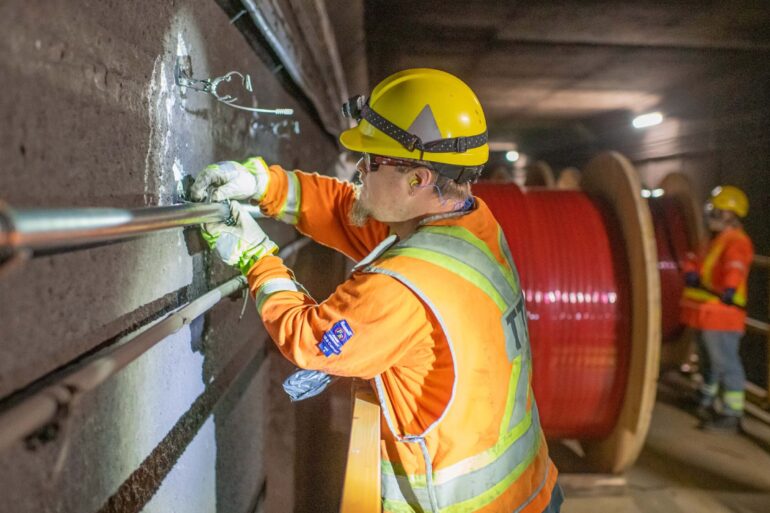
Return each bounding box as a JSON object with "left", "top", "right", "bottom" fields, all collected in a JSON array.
[
  {"left": 681, "top": 185, "right": 754, "bottom": 433},
  {"left": 191, "top": 68, "right": 561, "bottom": 512}
]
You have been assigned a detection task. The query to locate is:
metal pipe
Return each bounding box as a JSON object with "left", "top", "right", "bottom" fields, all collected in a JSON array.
[
  {"left": 0, "top": 238, "right": 310, "bottom": 453},
  {"left": 0, "top": 202, "right": 264, "bottom": 254}
]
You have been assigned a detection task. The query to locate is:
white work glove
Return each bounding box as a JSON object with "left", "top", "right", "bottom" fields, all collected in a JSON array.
[
  {"left": 190, "top": 157, "right": 270, "bottom": 202},
  {"left": 202, "top": 201, "right": 278, "bottom": 274}
]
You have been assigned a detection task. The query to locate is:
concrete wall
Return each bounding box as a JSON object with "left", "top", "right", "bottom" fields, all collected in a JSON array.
[{"left": 0, "top": 1, "right": 347, "bottom": 512}]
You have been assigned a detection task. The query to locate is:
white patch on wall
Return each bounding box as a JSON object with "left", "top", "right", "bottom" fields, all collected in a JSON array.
[
  {"left": 143, "top": 57, "right": 176, "bottom": 205},
  {"left": 143, "top": 22, "right": 205, "bottom": 206},
  {"left": 172, "top": 158, "right": 184, "bottom": 182},
  {"left": 112, "top": 327, "right": 217, "bottom": 513},
  {"left": 143, "top": 56, "right": 162, "bottom": 204}
]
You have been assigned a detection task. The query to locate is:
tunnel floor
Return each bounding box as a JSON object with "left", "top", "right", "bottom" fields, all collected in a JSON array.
[{"left": 553, "top": 377, "right": 770, "bottom": 513}]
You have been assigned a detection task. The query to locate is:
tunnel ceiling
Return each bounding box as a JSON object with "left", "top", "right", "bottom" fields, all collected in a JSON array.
[{"left": 365, "top": 1, "right": 770, "bottom": 154}]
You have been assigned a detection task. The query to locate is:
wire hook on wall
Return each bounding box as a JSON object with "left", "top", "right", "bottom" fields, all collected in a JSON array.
[{"left": 174, "top": 56, "right": 294, "bottom": 116}]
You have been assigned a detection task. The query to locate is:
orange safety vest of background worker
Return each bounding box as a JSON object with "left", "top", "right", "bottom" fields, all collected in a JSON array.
[
  {"left": 191, "top": 69, "right": 561, "bottom": 511},
  {"left": 681, "top": 200, "right": 754, "bottom": 332}
]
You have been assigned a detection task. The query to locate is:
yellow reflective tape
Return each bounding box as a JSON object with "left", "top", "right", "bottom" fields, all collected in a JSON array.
[
  {"left": 278, "top": 171, "right": 301, "bottom": 224},
  {"left": 682, "top": 287, "right": 719, "bottom": 303},
  {"left": 734, "top": 283, "right": 747, "bottom": 306},
  {"left": 382, "top": 498, "right": 423, "bottom": 513},
  {"left": 723, "top": 390, "right": 745, "bottom": 410},
  {"left": 420, "top": 225, "right": 518, "bottom": 292},
  {"left": 382, "top": 430, "right": 544, "bottom": 513},
  {"left": 255, "top": 278, "right": 305, "bottom": 313},
  {"left": 382, "top": 408, "right": 535, "bottom": 490},
  {"left": 701, "top": 237, "right": 725, "bottom": 289},
  {"left": 500, "top": 355, "right": 522, "bottom": 438},
  {"left": 441, "top": 436, "right": 542, "bottom": 513},
  {"left": 385, "top": 247, "right": 508, "bottom": 311}
]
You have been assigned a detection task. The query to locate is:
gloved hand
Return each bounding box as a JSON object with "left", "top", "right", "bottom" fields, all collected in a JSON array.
[
  {"left": 190, "top": 157, "right": 269, "bottom": 202},
  {"left": 684, "top": 271, "right": 700, "bottom": 287},
  {"left": 721, "top": 287, "right": 736, "bottom": 306},
  {"left": 202, "top": 201, "right": 277, "bottom": 274}
]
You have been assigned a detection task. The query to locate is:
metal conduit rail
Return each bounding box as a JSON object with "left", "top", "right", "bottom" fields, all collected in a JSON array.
[
  {"left": 0, "top": 237, "right": 310, "bottom": 453},
  {"left": 0, "top": 201, "right": 265, "bottom": 257}
]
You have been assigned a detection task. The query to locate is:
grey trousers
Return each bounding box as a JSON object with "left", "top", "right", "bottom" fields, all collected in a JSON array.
[{"left": 697, "top": 330, "right": 746, "bottom": 415}]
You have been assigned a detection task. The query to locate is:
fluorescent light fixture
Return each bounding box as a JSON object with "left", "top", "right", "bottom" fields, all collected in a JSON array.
[
  {"left": 632, "top": 111, "right": 663, "bottom": 129},
  {"left": 505, "top": 150, "right": 520, "bottom": 162},
  {"left": 641, "top": 188, "right": 665, "bottom": 198}
]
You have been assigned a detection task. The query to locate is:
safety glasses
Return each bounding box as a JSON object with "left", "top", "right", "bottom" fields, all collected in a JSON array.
[{"left": 356, "top": 153, "right": 429, "bottom": 175}]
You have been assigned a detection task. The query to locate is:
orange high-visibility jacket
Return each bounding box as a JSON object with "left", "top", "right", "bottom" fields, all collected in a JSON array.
[
  {"left": 681, "top": 227, "right": 754, "bottom": 332},
  {"left": 247, "top": 164, "right": 557, "bottom": 512}
]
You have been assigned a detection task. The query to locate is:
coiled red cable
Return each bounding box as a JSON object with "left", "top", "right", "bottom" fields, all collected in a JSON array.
[
  {"left": 648, "top": 196, "right": 693, "bottom": 342},
  {"left": 474, "top": 183, "right": 631, "bottom": 439}
]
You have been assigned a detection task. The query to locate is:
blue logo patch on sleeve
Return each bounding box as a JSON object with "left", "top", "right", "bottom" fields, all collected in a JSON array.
[{"left": 318, "top": 320, "right": 354, "bottom": 357}]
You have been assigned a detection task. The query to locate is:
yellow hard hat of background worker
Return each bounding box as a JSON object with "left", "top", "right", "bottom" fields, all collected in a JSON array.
[
  {"left": 708, "top": 185, "right": 749, "bottom": 218},
  {"left": 339, "top": 68, "right": 488, "bottom": 183}
]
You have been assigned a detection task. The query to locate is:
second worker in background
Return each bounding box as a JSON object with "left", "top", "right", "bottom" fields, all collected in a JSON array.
[{"left": 681, "top": 185, "right": 754, "bottom": 434}]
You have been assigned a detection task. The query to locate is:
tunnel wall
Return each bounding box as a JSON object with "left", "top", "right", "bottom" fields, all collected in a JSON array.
[{"left": 0, "top": 1, "right": 350, "bottom": 512}]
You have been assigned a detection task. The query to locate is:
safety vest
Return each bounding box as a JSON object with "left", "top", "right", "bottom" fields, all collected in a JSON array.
[
  {"left": 360, "top": 224, "right": 556, "bottom": 513},
  {"left": 681, "top": 228, "right": 752, "bottom": 332}
]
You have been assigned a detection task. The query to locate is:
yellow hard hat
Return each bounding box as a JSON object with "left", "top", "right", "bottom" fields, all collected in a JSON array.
[
  {"left": 708, "top": 185, "right": 749, "bottom": 217},
  {"left": 339, "top": 68, "right": 488, "bottom": 182}
]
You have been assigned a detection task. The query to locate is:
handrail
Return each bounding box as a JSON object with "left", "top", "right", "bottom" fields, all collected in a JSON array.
[
  {"left": 0, "top": 201, "right": 264, "bottom": 254},
  {"left": 746, "top": 253, "right": 770, "bottom": 406},
  {"left": 754, "top": 254, "right": 770, "bottom": 269},
  {"left": 746, "top": 317, "right": 770, "bottom": 336},
  {"left": 339, "top": 381, "right": 381, "bottom": 513},
  {"left": 0, "top": 238, "right": 310, "bottom": 453}
]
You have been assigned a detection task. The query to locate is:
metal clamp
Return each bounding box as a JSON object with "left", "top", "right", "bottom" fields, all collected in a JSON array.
[
  {"left": 0, "top": 201, "right": 30, "bottom": 279},
  {"left": 174, "top": 56, "right": 293, "bottom": 116}
]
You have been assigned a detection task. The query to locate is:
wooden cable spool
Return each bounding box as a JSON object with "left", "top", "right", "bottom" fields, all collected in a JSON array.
[
  {"left": 525, "top": 160, "right": 556, "bottom": 188},
  {"left": 653, "top": 172, "right": 705, "bottom": 366},
  {"left": 474, "top": 151, "right": 660, "bottom": 473},
  {"left": 556, "top": 167, "right": 582, "bottom": 190}
]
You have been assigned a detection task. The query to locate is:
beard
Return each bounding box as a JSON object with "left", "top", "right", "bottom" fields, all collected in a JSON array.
[
  {"left": 348, "top": 185, "right": 372, "bottom": 227},
  {"left": 349, "top": 198, "right": 372, "bottom": 227}
]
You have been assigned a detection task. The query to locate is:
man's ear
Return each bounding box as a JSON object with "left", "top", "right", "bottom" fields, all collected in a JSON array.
[{"left": 412, "top": 166, "right": 433, "bottom": 187}]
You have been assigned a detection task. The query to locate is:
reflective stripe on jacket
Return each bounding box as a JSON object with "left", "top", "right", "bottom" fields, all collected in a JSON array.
[
  {"left": 364, "top": 224, "right": 556, "bottom": 513},
  {"left": 680, "top": 227, "right": 753, "bottom": 332}
]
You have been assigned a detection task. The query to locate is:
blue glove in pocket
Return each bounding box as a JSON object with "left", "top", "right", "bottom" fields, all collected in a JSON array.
[{"left": 282, "top": 369, "right": 336, "bottom": 401}]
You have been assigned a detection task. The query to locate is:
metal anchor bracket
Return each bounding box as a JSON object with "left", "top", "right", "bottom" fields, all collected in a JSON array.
[{"left": 174, "top": 56, "right": 294, "bottom": 116}]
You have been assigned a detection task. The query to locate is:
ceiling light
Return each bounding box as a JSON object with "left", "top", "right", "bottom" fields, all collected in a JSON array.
[
  {"left": 632, "top": 111, "right": 663, "bottom": 129},
  {"left": 640, "top": 188, "right": 665, "bottom": 198},
  {"left": 505, "top": 150, "right": 520, "bottom": 162}
]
